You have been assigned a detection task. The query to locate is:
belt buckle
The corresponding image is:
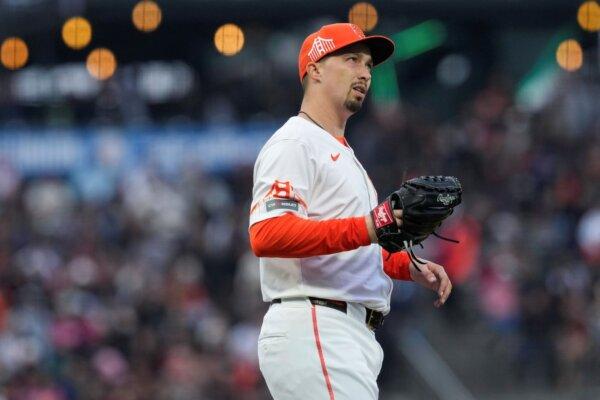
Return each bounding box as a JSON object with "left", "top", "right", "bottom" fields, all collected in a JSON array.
[{"left": 366, "top": 309, "right": 384, "bottom": 330}]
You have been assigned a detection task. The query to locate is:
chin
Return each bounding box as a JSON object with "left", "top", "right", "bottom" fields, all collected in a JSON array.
[{"left": 344, "top": 99, "right": 363, "bottom": 113}]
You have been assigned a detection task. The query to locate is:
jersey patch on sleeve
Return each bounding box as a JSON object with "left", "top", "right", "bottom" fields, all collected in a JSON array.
[
  {"left": 266, "top": 199, "right": 299, "bottom": 212},
  {"left": 250, "top": 179, "right": 308, "bottom": 216},
  {"left": 270, "top": 180, "right": 293, "bottom": 199}
]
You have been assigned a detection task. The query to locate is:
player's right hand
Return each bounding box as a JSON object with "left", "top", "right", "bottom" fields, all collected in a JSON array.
[{"left": 408, "top": 260, "right": 453, "bottom": 308}]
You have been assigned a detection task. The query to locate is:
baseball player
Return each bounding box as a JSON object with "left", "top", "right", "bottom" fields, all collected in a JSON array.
[{"left": 249, "top": 23, "right": 453, "bottom": 400}]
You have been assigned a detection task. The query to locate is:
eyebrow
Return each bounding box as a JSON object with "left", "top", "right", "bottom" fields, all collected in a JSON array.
[{"left": 346, "top": 52, "right": 373, "bottom": 65}]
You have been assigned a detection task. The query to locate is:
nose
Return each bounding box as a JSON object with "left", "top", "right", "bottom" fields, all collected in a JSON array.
[{"left": 359, "top": 64, "right": 371, "bottom": 82}]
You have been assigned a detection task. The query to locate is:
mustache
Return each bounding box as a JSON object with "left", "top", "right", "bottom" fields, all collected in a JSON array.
[{"left": 351, "top": 83, "right": 368, "bottom": 94}]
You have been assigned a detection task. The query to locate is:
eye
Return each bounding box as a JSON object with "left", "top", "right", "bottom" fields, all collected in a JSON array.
[{"left": 347, "top": 55, "right": 358, "bottom": 62}]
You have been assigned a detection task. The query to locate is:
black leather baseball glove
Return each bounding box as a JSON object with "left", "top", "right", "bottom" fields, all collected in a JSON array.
[{"left": 370, "top": 175, "right": 462, "bottom": 266}]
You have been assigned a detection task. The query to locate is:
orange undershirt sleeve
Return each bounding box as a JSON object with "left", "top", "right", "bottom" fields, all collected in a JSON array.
[
  {"left": 382, "top": 250, "right": 412, "bottom": 281},
  {"left": 249, "top": 213, "right": 370, "bottom": 257},
  {"left": 249, "top": 213, "right": 412, "bottom": 281}
]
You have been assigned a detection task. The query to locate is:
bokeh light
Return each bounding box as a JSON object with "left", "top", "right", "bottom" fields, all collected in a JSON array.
[
  {"left": 348, "top": 2, "right": 378, "bottom": 32},
  {"left": 62, "top": 17, "right": 92, "bottom": 50},
  {"left": 214, "top": 23, "right": 245, "bottom": 56},
  {"left": 577, "top": 1, "right": 600, "bottom": 32},
  {"left": 556, "top": 39, "right": 583, "bottom": 72},
  {"left": 132, "top": 0, "right": 162, "bottom": 33},
  {"left": 1, "top": 37, "right": 29, "bottom": 70},
  {"left": 86, "top": 48, "right": 117, "bottom": 80},
  {"left": 437, "top": 54, "right": 471, "bottom": 87}
]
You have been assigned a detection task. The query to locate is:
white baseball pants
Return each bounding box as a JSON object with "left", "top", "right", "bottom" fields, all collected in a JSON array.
[{"left": 258, "top": 298, "right": 384, "bottom": 400}]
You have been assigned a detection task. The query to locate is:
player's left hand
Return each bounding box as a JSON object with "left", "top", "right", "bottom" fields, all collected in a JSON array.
[{"left": 409, "top": 260, "right": 452, "bottom": 308}]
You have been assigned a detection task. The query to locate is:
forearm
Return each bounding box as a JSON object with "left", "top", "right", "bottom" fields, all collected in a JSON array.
[
  {"left": 383, "top": 250, "right": 412, "bottom": 281},
  {"left": 364, "top": 214, "right": 378, "bottom": 243},
  {"left": 249, "top": 213, "right": 371, "bottom": 258},
  {"left": 250, "top": 213, "right": 412, "bottom": 281}
]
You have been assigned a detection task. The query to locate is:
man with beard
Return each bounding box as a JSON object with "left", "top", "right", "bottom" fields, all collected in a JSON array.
[{"left": 248, "top": 23, "right": 453, "bottom": 400}]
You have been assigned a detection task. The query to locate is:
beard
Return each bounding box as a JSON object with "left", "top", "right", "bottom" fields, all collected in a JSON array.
[
  {"left": 344, "top": 86, "right": 366, "bottom": 113},
  {"left": 344, "top": 97, "right": 363, "bottom": 113}
]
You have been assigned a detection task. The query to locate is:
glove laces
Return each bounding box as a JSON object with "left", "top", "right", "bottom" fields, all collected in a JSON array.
[{"left": 401, "top": 232, "right": 460, "bottom": 272}]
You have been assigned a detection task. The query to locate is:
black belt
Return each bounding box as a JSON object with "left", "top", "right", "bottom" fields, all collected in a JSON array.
[{"left": 271, "top": 297, "right": 385, "bottom": 331}]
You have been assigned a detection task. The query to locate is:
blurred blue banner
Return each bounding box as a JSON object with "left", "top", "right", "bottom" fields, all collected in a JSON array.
[{"left": 0, "top": 124, "right": 275, "bottom": 176}]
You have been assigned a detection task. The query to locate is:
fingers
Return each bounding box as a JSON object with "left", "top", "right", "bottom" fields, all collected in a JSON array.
[
  {"left": 430, "top": 264, "right": 452, "bottom": 308},
  {"left": 410, "top": 260, "right": 453, "bottom": 308},
  {"left": 410, "top": 260, "right": 436, "bottom": 285},
  {"left": 422, "top": 265, "right": 438, "bottom": 286},
  {"left": 393, "top": 209, "right": 403, "bottom": 226}
]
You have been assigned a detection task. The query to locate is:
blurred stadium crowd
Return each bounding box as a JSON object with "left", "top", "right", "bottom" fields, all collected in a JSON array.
[{"left": 0, "top": 64, "right": 597, "bottom": 399}]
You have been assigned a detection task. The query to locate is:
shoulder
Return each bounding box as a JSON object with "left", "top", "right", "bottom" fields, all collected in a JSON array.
[{"left": 260, "top": 117, "right": 316, "bottom": 155}]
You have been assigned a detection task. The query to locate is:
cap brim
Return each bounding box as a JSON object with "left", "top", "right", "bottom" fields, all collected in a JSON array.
[
  {"left": 323, "top": 36, "right": 395, "bottom": 66},
  {"left": 359, "top": 36, "right": 395, "bottom": 66}
]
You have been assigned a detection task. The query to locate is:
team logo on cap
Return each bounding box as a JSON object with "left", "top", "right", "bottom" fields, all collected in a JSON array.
[
  {"left": 349, "top": 24, "right": 365, "bottom": 38},
  {"left": 308, "top": 36, "right": 336, "bottom": 61}
]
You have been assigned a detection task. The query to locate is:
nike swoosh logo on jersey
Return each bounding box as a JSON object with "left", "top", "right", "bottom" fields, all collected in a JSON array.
[{"left": 330, "top": 153, "right": 340, "bottom": 161}]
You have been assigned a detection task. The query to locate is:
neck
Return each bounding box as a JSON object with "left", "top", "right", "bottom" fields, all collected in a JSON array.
[{"left": 299, "top": 93, "right": 349, "bottom": 137}]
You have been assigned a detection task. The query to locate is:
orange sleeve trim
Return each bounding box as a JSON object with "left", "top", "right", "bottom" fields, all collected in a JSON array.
[
  {"left": 249, "top": 213, "right": 371, "bottom": 258},
  {"left": 382, "top": 250, "right": 413, "bottom": 281}
]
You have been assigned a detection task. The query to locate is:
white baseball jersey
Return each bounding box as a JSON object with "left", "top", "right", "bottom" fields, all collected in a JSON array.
[{"left": 249, "top": 116, "right": 393, "bottom": 313}]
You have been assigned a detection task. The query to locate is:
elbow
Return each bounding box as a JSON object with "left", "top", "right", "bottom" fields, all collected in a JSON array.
[
  {"left": 250, "top": 237, "right": 267, "bottom": 257},
  {"left": 249, "top": 223, "right": 269, "bottom": 257}
]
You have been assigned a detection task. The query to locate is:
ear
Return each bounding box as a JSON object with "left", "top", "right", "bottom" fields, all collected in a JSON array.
[{"left": 306, "top": 62, "right": 322, "bottom": 83}]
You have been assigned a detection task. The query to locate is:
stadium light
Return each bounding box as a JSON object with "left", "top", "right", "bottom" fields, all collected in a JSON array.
[
  {"left": 1, "top": 37, "right": 29, "bottom": 70},
  {"left": 556, "top": 39, "right": 583, "bottom": 72},
  {"left": 86, "top": 48, "right": 117, "bottom": 80},
  {"left": 577, "top": 1, "right": 600, "bottom": 32},
  {"left": 62, "top": 17, "right": 92, "bottom": 50},
  {"left": 132, "top": 0, "right": 162, "bottom": 33},
  {"left": 515, "top": 27, "right": 575, "bottom": 110},
  {"left": 348, "top": 2, "right": 378, "bottom": 32},
  {"left": 214, "top": 23, "right": 245, "bottom": 56}
]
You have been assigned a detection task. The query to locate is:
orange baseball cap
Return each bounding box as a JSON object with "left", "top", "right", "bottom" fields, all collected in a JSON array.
[{"left": 298, "top": 23, "right": 395, "bottom": 81}]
